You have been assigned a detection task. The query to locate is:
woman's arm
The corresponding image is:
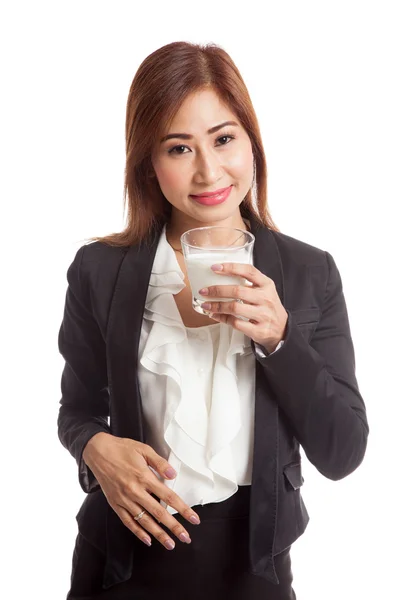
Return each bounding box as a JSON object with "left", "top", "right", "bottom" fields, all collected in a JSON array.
[
  {"left": 58, "top": 245, "right": 111, "bottom": 493},
  {"left": 255, "top": 250, "right": 369, "bottom": 480}
]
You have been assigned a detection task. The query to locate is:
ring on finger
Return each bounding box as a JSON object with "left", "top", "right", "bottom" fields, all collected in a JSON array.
[{"left": 134, "top": 509, "right": 147, "bottom": 521}]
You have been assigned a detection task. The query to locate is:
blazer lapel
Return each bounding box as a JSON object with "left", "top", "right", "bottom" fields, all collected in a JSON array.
[
  {"left": 103, "top": 232, "right": 160, "bottom": 589},
  {"left": 247, "top": 214, "right": 285, "bottom": 584},
  {"left": 105, "top": 234, "right": 159, "bottom": 441},
  {"left": 103, "top": 214, "right": 285, "bottom": 589}
]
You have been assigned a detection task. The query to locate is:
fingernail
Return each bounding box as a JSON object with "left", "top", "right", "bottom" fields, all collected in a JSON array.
[
  {"left": 190, "top": 515, "right": 200, "bottom": 524},
  {"left": 165, "top": 539, "right": 175, "bottom": 550},
  {"left": 179, "top": 532, "right": 191, "bottom": 543},
  {"left": 143, "top": 537, "right": 152, "bottom": 546},
  {"left": 201, "top": 303, "right": 211, "bottom": 310},
  {"left": 211, "top": 264, "right": 223, "bottom": 271},
  {"left": 164, "top": 467, "right": 176, "bottom": 478},
  {"left": 199, "top": 288, "right": 209, "bottom": 294}
]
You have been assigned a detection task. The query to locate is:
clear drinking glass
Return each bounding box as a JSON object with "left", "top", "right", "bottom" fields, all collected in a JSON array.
[{"left": 180, "top": 226, "right": 255, "bottom": 317}]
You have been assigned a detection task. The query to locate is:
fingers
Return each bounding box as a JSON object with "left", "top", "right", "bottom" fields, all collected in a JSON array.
[
  {"left": 112, "top": 456, "right": 202, "bottom": 550},
  {"left": 139, "top": 443, "right": 180, "bottom": 480},
  {"left": 198, "top": 283, "right": 258, "bottom": 304},
  {"left": 116, "top": 504, "right": 154, "bottom": 547},
  {"left": 210, "top": 262, "right": 269, "bottom": 287},
  {"left": 90, "top": 439, "right": 202, "bottom": 551},
  {"left": 115, "top": 488, "right": 196, "bottom": 550},
  {"left": 115, "top": 503, "right": 182, "bottom": 550},
  {"left": 144, "top": 470, "right": 201, "bottom": 526},
  {"left": 201, "top": 299, "right": 260, "bottom": 320}
]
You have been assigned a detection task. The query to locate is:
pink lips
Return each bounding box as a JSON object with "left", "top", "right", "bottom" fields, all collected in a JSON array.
[{"left": 190, "top": 185, "right": 233, "bottom": 206}]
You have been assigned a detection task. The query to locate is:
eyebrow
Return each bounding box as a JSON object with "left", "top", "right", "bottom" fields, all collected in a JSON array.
[{"left": 160, "top": 120, "right": 239, "bottom": 144}]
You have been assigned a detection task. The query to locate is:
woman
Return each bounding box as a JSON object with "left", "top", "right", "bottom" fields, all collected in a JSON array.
[{"left": 58, "top": 41, "right": 369, "bottom": 599}]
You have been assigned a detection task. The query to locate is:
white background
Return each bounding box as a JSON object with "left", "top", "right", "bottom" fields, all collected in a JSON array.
[{"left": 1, "top": 1, "right": 399, "bottom": 598}]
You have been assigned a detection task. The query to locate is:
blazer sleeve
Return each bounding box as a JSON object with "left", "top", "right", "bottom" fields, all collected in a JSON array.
[
  {"left": 255, "top": 250, "right": 369, "bottom": 481},
  {"left": 57, "top": 244, "right": 111, "bottom": 494}
]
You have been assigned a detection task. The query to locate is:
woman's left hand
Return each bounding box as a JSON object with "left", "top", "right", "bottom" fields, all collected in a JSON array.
[{"left": 198, "top": 262, "right": 288, "bottom": 354}]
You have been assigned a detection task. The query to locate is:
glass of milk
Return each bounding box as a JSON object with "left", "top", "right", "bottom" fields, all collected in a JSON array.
[{"left": 180, "top": 226, "right": 255, "bottom": 317}]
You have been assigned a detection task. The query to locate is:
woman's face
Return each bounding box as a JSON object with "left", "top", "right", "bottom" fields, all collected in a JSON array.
[{"left": 151, "top": 88, "right": 254, "bottom": 231}]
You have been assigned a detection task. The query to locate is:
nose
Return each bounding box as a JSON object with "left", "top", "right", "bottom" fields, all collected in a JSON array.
[{"left": 193, "top": 150, "right": 224, "bottom": 184}]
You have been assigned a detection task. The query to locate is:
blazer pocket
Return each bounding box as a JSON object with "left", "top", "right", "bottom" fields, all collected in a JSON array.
[
  {"left": 275, "top": 461, "right": 309, "bottom": 552},
  {"left": 290, "top": 307, "right": 320, "bottom": 342},
  {"left": 283, "top": 461, "right": 304, "bottom": 491}
]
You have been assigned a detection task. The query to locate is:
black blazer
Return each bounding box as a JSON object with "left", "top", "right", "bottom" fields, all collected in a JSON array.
[{"left": 58, "top": 212, "right": 369, "bottom": 589}]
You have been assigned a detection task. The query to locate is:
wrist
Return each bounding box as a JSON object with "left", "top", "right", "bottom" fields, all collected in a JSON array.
[
  {"left": 262, "top": 340, "right": 281, "bottom": 354},
  {"left": 264, "top": 312, "right": 288, "bottom": 353},
  {"left": 82, "top": 432, "right": 113, "bottom": 466}
]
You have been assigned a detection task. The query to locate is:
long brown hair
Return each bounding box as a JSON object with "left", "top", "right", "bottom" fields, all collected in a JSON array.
[{"left": 85, "top": 41, "right": 280, "bottom": 248}]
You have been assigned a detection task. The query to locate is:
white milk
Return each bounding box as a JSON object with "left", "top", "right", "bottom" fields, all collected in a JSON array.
[{"left": 185, "top": 251, "right": 252, "bottom": 304}]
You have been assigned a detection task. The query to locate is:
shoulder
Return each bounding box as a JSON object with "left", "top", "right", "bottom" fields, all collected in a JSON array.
[
  {"left": 81, "top": 240, "right": 128, "bottom": 261},
  {"left": 269, "top": 229, "right": 327, "bottom": 268},
  {"left": 78, "top": 240, "right": 129, "bottom": 272},
  {"left": 268, "top": 229, "right": 343, "bottom": 305},
  {"left": 67, "top": 241, "right": 129, "bottom": 291}
]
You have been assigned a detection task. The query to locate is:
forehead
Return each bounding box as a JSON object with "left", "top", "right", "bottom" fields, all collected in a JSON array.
[{"left": 167, "top": 89, "right": 237, "bottom": 130}]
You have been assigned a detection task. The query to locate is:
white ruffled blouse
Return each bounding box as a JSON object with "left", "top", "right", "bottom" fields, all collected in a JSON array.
[{"left": 138, "top": 223, "right": 257, "bottom": 514}]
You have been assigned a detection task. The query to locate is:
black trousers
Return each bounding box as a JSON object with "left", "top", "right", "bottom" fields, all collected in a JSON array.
[{"left": 67, "top": 485, "right": 296, "bottom": 600}]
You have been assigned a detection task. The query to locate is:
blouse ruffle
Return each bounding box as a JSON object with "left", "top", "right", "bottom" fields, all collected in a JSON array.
[{"left": 139, "top": 224, "right": 252, "bottom": 513}]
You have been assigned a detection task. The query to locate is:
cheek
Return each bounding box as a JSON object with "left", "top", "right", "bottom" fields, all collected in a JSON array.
[
  {"left": 155, "top": 164, "right": 187, "bottom": 192},
  {"left": 228, "top": 158, "right": 253, "bottom": 192},
  {"left": 227, "top": 143, "right": 253, "bottom": 179}
]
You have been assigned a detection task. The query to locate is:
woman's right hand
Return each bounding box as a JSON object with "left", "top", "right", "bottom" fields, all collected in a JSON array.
[{"left": 82, "top": 432, "right": 201, "bottom": 550}]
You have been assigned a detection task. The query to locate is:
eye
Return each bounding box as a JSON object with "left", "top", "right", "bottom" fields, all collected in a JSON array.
[{"left": 167, "top": 134, "right": 235, "bottom": 155}]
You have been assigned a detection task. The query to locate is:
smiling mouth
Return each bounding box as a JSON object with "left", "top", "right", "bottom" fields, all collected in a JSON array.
[
  {"left": 189, "top": 185, "right": 233, "bottom": 206},
  {"left": 190, "top": 185, "right": 232, "bottom": 198}
]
